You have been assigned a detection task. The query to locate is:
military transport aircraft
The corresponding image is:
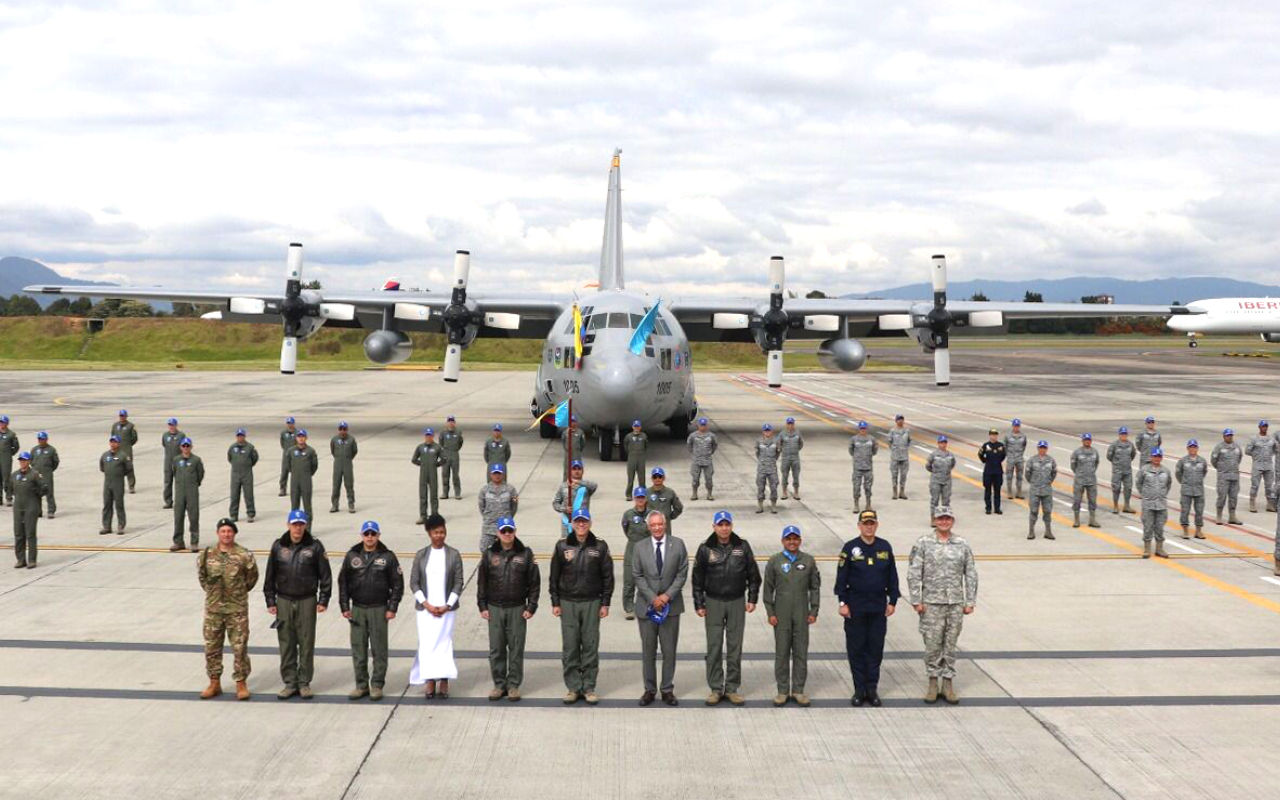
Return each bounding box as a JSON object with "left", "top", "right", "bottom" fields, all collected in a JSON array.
[{"left": 26, "top": 150, "right": 1196, "bottom": 459}]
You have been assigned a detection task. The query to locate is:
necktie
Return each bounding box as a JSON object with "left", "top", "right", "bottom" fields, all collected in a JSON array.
[{"left": 655, "top": 540, "right": 664, "bottom": 573}]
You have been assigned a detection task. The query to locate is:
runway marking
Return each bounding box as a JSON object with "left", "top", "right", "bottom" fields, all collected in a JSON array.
[
  {"left": 1165, "top": 540, "right": 1204, "bottom": 554},
  {"left": 964, "top": 464, "right": 983, "bottom": 472},
  {"left": 1126, "top": 526, "right": 1144, "bottom": 534},
  {"left": 728, "top": 376, "right": 1280, "bottom": 616},
  {"left": 1262, "top": 577, "right": 1280, "bottom": 588}
]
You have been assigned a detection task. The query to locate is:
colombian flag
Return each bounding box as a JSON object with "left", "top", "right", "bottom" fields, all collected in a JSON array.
[{"left": 572, "top": 303, "right": 584, "bottom": 368}]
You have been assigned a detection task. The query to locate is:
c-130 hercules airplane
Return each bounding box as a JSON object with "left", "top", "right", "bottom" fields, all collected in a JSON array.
[{"left": 28, "top": 151, "right": 1195, "bottom": 459}]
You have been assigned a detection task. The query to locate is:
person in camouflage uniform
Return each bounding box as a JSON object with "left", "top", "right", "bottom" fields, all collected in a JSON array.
[
  {"left": 1070, "top": 433, "right": 1101, "bottom": 528},
  {"left": 0, "top": 415, "right": 18, "bottom": 505},
  {"left": 755, "top": 424, "right": 781, "bottom": 514},
  {"left": 198, "top": 518, "right": 259, "bottom": 700},
  {"left": 1136, "top": 448, "right": 1173, "bottom": 559},
  {"left": 11, "top": 452, "right": 46, "bottom": 568},
  {"left": 907, "top": 506, "right": 977, "bottom": 705},
  {"left": 439, "top": 416, "right": 464, "bottom": 499},
  {"left": 1107, "top": 426, "right": 1137, "bottom": 513},
  {"left": 687, "top": 417, "right": 718, "bottom": 501},
  {"left": 278, "top": 417, "right": 299, "bottom": 497},
  {"left": 925, "top": 436, "right": 956, "bottom": 519},
  {"left": 848, "top": 421, "right": 879, "bottom": 512},
  {"left": 161, "top": 418, "right": 186, "bottom": 509},
  {"left": 1212, "top": 429, "right": 1244, "bottom": 525},
  {"left": 1026, "top": 441, "right": 1058, "bottom": 540},
  {"left": 1176, "top": 439, "right": 1208, "bottom": 540},
  {"left": 30, "top": 432, "right": 58, "bottom": 519},
  {"left": 623, "top": 420, "right": 648, "bottom": 500},
  {"left": 620, "top": 488, "right": 652, "bottom": 619},
  {"left": 1004, "top": 420, "right": 1028, "bottom": 499},
  {"left": 477, "top": 463, "right": 519, "bottom": 551},
  {"left": 110, "top": 410, "right": 137, "bottom": 493},
  {"left": 100, "top": 435, "right": 133, "bottom": 535},
  {"left": 329, "top": 422, "right": 358, "bottom": 514},
  {"left": 1135, "top": 416, "right": 1161, "bottom": 467},
  {"left": 1246, "top": 421, "right": 1276, "bottom": 513},
  {"left": 887, "top": 414, "right": 911, "bottom": 500},
  {"left": 227, "top": 428, "right": 259, "bottom": 523},
  {"left": 553, "top": 460, "right": 598, "bottom": 534},
  {"left": 779, "top": 417, "right": 804, "bottom": 500}
]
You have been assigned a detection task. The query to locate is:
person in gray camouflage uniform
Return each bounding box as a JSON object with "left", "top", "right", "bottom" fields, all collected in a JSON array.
[
  {"left": 779, "top": 417, "right": 804, "bottom": 500},
  {"left": 848, "top": 421, "right": 878, "bottom": 512},
  {"left": 1070, "top": 434, "right": 1101, "bottom": 528},
  {"left": 1211, "top": 429, "right": 1244, "bottom": 525},
  {"left": 1246, "top": 421, "right": 1276, "bottom": 513},
  {"left": 888, "top": 414, "right": 911, "bottom": 500},
  {"left": 924, "top": 436, "right": 955, "bottom": 520},
  {"left": 1026, "top": 441, "right": 1057, "bottom": 540},
  {"left": 477, "top": 463, "right": 519, "bottom": 552},
  {"left": 1004, "top": 420, "right": 1028, "bottom": 499},
  {"left": 1136, "top": 448, "right": 1172, "bottom": 559},
  {"left": 687, "top": 418, "right": 718, "bottom": 501},
  {"left": 1107, "top": 426, "right": 1137, "bottom": 513},
  {"left": 1176, "top": 439, "right": 1208, "bottom": 540},
  {"left": 755, "top": 424, "right": 781, "bottom": 514},
  {"left": 1135, "top": 416, "right": 1161, "bottom": 467},
  {"left": 907, "top": 506, "right": 977, "bottom": 705}
]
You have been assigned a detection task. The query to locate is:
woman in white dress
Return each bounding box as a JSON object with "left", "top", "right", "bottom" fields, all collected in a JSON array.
[{"left": 409, "top": 514, "right": 465, "bottom": 698}]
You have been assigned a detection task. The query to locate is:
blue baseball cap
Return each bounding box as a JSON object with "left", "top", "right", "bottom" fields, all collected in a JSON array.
[
  {"left": 1081, "top": 433, "right": 1092, "bottom": 440},
  {"left": 570, "top": 459, "right": 583, "bottom": 469},
  {"left": 1118, "top": 426, "right": 1129, "bottom": 434},
  {"left": 17, "top": 451, "right": 30, "bottom": 461},
  {"left": 858, "top": 421, "right": 868, "bottom": 429},
  {"left": 497, "top": 517, "right": 516, "bottom": 531},
  {"left": 1145, "top": 416, "right": 1156, "bottom": 423},
  {"left": 117, "top": 409, "right": 127, "bottom": 417},
  {"left": 651, "top": 467, "right": 665, "bottom": 478},
  {"left": 0, "top": 415, "right": 7, "bottom": 424},
  {"left": 781, "top": 525, "right": 801, "bottom": 539},
  {"left": 1224, "top": 428, "right": 1235, "bottom": 436},
  {"left": 937, "top": 435, "right": 947, "bottom": 443},
  {"left": 108, "top": 435, "right": 120, "bottom": 443},
  {"left": 786, "top": 417, "right": 795, "bottom": 424},
  {"left": 697, "top": 417, "right": 708, "bottom": 425},
  {"left": 646, "top": 603, "right": 670, "bottom": 624},
  {"left": 632, "top": 419, "right": 642, "bottom": 427},
  {"left": 296, "top": 429, "right": 308, "bottom": 437},
  {"left": 895, "top": 414, "right": 904, "bottom": 420},
  {"left": 180, "top": 437, "right": 192, "bottom": 446},
  {"left": 493, "top": 423, "right": 503, "bottom": 431},
  {"left": 285, "top": 416, "right": 295, "bottom": 424},
  {"left": 1261, "top": 421, "right": 1270, "bottom": 428},
  {"left": 762, "top": 423, "right": 772, "bottom": 431},
  {"left": 361, "top": 520, "right": 381, "bottom": 534},
  {"left": 1037, "top": 440, "right": 1049, "bottom": 448},
  {"left": 489, "top": 463, "right": 506, "bottom": 474},
  {"left": 236, "top": 428, "right": 246, "bottom": 436},
  {"left": 1012, "top": 418, "right": 1021, "bottom": 426},
  {"left": 288, "top": 509, "right": 309, "bottom": 524},
  {"left": 423, "top": 427, "right": 434, "bottom": 436},
  {"left": 571, "top": 508, "right": 591, "bottom": 522},
  {"left": 166, "top": 418, "right": 178, "bottom": 425},
  {"left": 338, "top": 421, "right": 348, "bottom": 429},
  {"left": 633, "top": 487, "right": 647, "bottom": 498},
  {"left": 713, "top": 510, "right": 733, "bottom": 525},
  {"left": 446, "top": 415, "right": 456, "bottom": 422},
  {"left": 570, "top": 414, "right": 578, "bottom": 423},
  {"left": 36, "top": 431, "right": 48, "bottom": 439},
  {"left": 1187, "top": 439, "right": 1199, "bottom": 447},
  {"left": 1151, "top": 447, "right": 1164, "bottom": 457}
]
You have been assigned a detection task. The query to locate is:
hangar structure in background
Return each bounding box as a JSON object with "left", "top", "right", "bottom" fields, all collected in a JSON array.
[{"left": 26, "top": 151, "right": 1196, "bottom": 458}]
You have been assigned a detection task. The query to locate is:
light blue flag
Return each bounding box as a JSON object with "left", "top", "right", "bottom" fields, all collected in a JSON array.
[
  {"left": 553, "top": 400, "right": 570, "bottom": 428},
  {"left": 629, "top": 299, "right": 663, "bottom": 355}
]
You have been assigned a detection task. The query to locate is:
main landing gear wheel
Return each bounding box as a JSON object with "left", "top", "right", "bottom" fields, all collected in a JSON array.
[
  {"left": 1189, "top": 340, "right": 1198, "bottom": 348},
  {"left": 538, "top": 414, "right": 558, "bottom": 439}
]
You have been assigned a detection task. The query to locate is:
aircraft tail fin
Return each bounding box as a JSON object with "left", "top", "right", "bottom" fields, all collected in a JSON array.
[{"left": 599, "top": 148, "right": 624, "bottom": 291}]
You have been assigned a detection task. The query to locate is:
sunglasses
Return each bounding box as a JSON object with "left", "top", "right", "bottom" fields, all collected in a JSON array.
[{"left": 362, "top": 531, "right": 379, "bottom": 537}]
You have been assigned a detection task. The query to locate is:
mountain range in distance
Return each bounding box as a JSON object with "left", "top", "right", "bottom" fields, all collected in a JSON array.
[
  {"left": 0, "top": 257, "right": 171, "bottom": 311},
  {"left": 841, "top": 275, "right": 1280, "bottom": 305}
]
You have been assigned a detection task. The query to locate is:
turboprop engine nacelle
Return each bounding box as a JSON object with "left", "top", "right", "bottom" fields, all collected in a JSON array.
[
  {"left": 817, "top": 338, "right": 868, "bottom": 372},
  {"left": 364, "top": 330, "right": 413, "bottom": 364}
]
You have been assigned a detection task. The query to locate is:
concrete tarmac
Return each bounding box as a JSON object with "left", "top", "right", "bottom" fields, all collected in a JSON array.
[{"left": 2, "top": 357, "right": 1279, "bottom": 799}]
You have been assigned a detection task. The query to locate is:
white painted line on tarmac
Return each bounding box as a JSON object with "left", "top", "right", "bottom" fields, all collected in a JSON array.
[
  {"left": 1261, "top": 577, "right": 1280, "bottom": 588},
  {"left": 1164, "top": 540, "right": 1203, "bottom": 554},
  {"left": 964, "top": 464, "right": 983, "bottom": 472},
  {"left": 1126, "top": 526, "right": 1144, "bottom": 534}
]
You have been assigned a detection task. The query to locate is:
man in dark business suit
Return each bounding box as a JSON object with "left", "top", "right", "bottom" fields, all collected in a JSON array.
[{"left": 633, "top": 510, "right": 689, "bottom": 707}]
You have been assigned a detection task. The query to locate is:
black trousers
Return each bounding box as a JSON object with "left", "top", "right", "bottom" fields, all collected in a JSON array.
[
  {"left": 844, "top": 612, "right": 887, "bottom": 695},
  {"left": 983, "top": 472, "right": 1003, "bottom": 512}
]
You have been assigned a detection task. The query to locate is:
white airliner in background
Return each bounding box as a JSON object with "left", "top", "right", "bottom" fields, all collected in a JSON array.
[{"left": 1167, "top": 298, "right": 1280, "bottom": 346}]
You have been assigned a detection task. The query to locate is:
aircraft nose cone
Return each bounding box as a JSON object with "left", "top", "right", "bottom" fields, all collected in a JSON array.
[{"left": 599, "top": 363, "right": 635, "bottom": 408}]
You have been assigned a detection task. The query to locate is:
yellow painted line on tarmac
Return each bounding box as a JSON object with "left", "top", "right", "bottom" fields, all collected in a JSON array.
[{"left": 727, "top": 376, "right": 1280, "bottom": 616}]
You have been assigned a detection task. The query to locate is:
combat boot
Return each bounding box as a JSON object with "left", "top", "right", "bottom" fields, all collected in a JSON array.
[
  {"left": 891, "top": 487, "right": 898, "bottom": 499},
  {"left": 793, "top": 489, "right": 800, "bottom": 500},
  {"left": 1250, "top": 497, "right": 1257, "bottom": 513},
  {"left": 924, "top": 678, "right": 939, "bottom": 704},
  {"left": 853, "top": 499, "right": 860, "bottom": 513},
  {"left": 236, "top": 681, "right": 251, "bottom": 701},
  {"left": 200, "top": 678, "right": 222, "bottom": 699},
  {"left": 1112, "top": 493, "right": 1120, "bottom": 514},
  {"left": 1088, "top": 512, "right": 1100, "bottom": 528},
  {"left": 769, "top": 501, "right": 777, "bottom": 514},
  {"left": 942, "top": 678, "right": 959, "bottom": 705},
  {"left": 1181, "top": 525, "right": 1190, "bottom": 539},
  {"left": 1044, "top": 525, "right": 1055, "bottom": 540},
  {"left": 1027, "top": 525, "right": 1036, "bottom": 540},
  {"left": 691, "top": 487, "right": 699, "bottom": 501},
  {"left": 1123, "top": 502, "right": 1135, "bottom": 514},
  {"left": 1072, "top": 511, "right": 1080, "bottom": 528},
  {"left": 1229, "top": 512, "right": 1244, "bottom": 525},
  {"left": 1274, "top": 558, "right": 1279, "bottom": 576},
  {"left": 1194, "top": 527, "right": 1205, "bottom": 539},
  {"left": 756, "top": 500, "right": 765, "bottom": 514},
  {"left": 707, "top": 492, "right": 715, "bottom": 501},
  {"left": 899, "top": 491, "right": 907, "bottom": 500},
  {"left": 1268, "top": 498, "right": 1277, "bottom": 513},
  {"left": 1154, "top": 541, "right": 1169, "bottom": 558},
  {"left": 781, "top": 487, "right": 789, "bottom": 499},
  {"left": 1142, "top": 540, "right": 1152, "bottom": 559}
]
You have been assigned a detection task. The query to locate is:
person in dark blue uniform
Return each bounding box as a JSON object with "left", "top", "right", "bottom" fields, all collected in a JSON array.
[
  {"left": 834, "top": 509, "right": 900, "bottom": 707},
  {"left": 978, "top": 428, "right": 1007, "bottom": 514}
]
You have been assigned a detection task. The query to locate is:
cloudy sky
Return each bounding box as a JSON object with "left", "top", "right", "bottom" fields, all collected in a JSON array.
[{"left": 2, "top": 1, "right": 1278, "bottom": 298}]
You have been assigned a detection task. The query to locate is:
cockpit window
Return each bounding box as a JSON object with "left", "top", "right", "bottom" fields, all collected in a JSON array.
[
  {"left": 654, "top": 317, "right": 672, "bottom": 336},
  {"left": 607, "top": 313, "right": 630, "bottom": 329}
]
